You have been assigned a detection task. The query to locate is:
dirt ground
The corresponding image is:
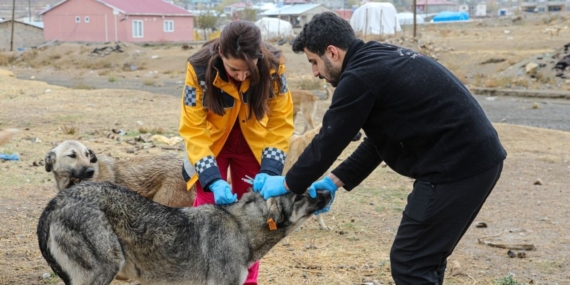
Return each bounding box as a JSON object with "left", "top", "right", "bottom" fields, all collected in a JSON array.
[{"left": 1, "top": 13, "right": 570, "bottom": 285}]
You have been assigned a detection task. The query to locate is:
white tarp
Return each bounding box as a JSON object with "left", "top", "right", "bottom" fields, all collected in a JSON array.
[
  {"left": 396, "top": 12, "right": 425, "bottom": 25},
  {"left": 255, "top": 17, "right": 295, "bottom": 40},
  {"left": 350, "top": 2, "right": 401, "bottom": 35}
]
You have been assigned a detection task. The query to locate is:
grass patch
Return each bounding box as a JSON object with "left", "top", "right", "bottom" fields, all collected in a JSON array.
[
  {"left": 108, "top": 76, "right": 117, "bottom": 82},
  {"left": 484, "top": 76, "right": 512, "bottom": 88},
  {"left": 142, "top": 79, "right": 156, "bottom": 86},
  {"left": 494, "top": 273, "right": 525, "bottom": 285},
  {"left": 71, "top": 82, "right": 96, "bottom": 90},
  {"left": 61, "top": 125, "right": 78, "bottom": 135},
  {"left": 138, "top": 126, "right": 165, "bottom": 135},
  {"left": 0, "top": 53, "right": 18, "bottom": 65}
]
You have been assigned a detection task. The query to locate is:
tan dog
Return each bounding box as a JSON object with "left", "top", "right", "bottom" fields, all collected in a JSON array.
[
  {"left": 0, "top": 129, "right": 18, "bottom": 146},
  {"left": 284, "top": 125, "right": 331, "bottom": 230},
  {"left": 44, "top": 140, "right": 194, "bottom": 208},
  {"left": 291, "top": 90, "right": 320, "bottom": 134}
]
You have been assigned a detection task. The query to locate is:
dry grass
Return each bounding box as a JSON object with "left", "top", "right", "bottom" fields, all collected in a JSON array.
[
  {"left": 70, "top": 82, "right": 96, "bottom": 90},
  {"left": 138, "top": 126, "right": 165, "bottom": 135},
  {"left": 484, "top": 76, "right": 513, "bottom": 88},
  {"left": 61, "top": 125, "right": 78, "bottom": 135},
  {"left": 291, "top": 76, "right": 325, "bottom": 90}
]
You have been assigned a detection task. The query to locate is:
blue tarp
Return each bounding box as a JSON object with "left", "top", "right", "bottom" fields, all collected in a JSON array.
[{"left": 432, "top": 11, "right": 469, "bottom": 22}]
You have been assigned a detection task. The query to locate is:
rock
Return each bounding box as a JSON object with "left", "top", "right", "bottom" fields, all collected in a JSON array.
[
  {"left": 476, "top": 222, "right": 488, "bottom": 228},
  {"left": 450, "top": 260, "right": 463, "bottom": 276},
  {"left": 534, "top": 178, "right": 543, "bottom": 185},
  {"left": 525, "top": 62, "right": 539, "bottom": 74},
  {"left": 507, "top": 250, "right": 516, "bottom": 258}
]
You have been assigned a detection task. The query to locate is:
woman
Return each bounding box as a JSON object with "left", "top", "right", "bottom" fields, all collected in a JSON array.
[{"left": 179, "top": 20, "right": 294, "bottom": 284}]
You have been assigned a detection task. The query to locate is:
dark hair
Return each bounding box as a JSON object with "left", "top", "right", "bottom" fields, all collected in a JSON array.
[
  {"left": 189, "top": 20, "right": 282, "bottom": 120},
  {"left": 292, "top": 12, "right": 357, "bottom": 56}
]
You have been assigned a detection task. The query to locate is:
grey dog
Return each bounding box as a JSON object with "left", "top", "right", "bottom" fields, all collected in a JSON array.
[{"left": 37, "top": 181, "right": 332, "bottom": 285}]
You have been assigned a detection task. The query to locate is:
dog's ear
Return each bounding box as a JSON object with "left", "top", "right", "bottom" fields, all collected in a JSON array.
[
  {"left": 44, "top": 151, "right": 55, "bottom": 172},
  {"left": 267, "top": 198, "right": 285, "bottom": 225},
  {"left": 88, "top": 149, "right": 98, "bottom": 163}
]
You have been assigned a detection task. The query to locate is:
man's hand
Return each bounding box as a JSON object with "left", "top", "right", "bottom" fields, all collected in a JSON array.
[
  {"left": 209, "top": 180, "right": 237, "bottom": 205},
  {"left": 259, "top": 176, "right": 288, "bottom": 199},
  {"left": 309, "top": 176, "right": 338, "bottom": 215}
]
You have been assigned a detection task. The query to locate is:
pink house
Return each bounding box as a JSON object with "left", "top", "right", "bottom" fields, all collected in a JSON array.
[{"left": 41, "top": 0, "right": 194, "bottom": 43}]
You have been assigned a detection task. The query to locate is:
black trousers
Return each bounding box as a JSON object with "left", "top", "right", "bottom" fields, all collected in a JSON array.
[{"left": 390, "top": 162, "right": 503, "bottom": 285}]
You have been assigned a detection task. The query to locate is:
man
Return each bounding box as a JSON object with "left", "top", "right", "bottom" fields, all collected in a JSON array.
[{"left": 254, "top": 12, "right": 507, "bottom": 284}]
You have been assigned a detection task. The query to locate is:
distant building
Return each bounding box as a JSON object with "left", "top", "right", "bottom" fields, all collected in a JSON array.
[
  {"left": 259, "top": 4, "right": 333, "bottom": 28},
  {"left": 223, "top": 2, "right": 249, "bottom": 15},
  {"left": 0, "top": 20, "right": 44, "bottom": 51},
  {"left": 40, "top": 0, "right": 194, "bottom": 43},
  {"left": 520, "top": 0, "right": 565, "bottom": 12},
  {"left": 187, "top": 0, "right": 222, "bottom": 10},
  {"left": 416, "top": 0, "right": 458, "bottom": 15},
  {"left": 315, "top": 0, "right": 345, "bottom": 10},
  {"left": 334, "top": 9, "right": 353, "bottom": 20}
]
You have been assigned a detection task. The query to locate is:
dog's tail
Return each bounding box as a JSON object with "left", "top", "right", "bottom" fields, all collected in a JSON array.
[{"left": 37, "top": 198, "right": 72, "bottom": 285}]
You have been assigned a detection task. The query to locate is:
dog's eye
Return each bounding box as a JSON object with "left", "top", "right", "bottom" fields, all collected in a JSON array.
[{"left": 68, "top": 153, "right": 76, "bottom": 158}]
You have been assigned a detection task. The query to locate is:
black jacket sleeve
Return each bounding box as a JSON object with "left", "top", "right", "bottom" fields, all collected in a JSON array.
[
  {"left": 285, "top": 73, "right": 377, "bottom": 194},
  {"left": 331, "top": 136, "right": 383, "bottom": 190}
]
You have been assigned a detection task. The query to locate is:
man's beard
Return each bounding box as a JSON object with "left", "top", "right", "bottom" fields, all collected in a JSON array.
[{"left": 323, "top": 56, "right": 341, "bottom": 87}]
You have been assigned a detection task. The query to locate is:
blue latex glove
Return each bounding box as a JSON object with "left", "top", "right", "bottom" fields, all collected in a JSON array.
[
  {"left": 259, "top": 176, "right": 288, "bottom": 200},
  {"left": 209, "top": 180, "right": 237, "bottom": 205},
  {"left": 252, "top": 173, "right": 269, "bottom": 192},
  {"left": 308, "top": 176, "right": 338, "bottom": 215},
  {"left": 0, "top": 153, "right": 19, "bottom": 161}
]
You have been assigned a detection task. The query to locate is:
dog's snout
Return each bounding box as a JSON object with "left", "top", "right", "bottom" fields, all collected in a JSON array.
[
  {"left": 74, "top": 167, "right": 95, "bottom": 179},
  {"left": 84, "top": 167, "right": 95, "bottom": 178},
  {"left": 315, "top": 190, "right": 333, "bottom": 208}
]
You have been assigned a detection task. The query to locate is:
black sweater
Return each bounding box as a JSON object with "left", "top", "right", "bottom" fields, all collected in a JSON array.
[{"left": 285, "top": 40, "right": 507, "bottom": 194}]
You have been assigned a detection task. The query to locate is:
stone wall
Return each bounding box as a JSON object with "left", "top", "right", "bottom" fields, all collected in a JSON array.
[{"left": 0, "top": 21, "right": 44, "bottom": 51}]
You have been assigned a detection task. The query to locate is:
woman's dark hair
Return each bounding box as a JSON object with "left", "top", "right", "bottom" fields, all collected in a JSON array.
[
  {"left": 292, "top": 12, "right": 357, "bottom": 56},
  {"left": 189, "top": 20, "right": 282, "bottom": 120}
]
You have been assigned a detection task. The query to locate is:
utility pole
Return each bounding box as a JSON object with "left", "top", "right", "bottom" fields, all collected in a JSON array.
[
  {"left": 28, "top": 0, "right": 32, "bottom": 22},
  {"left": 413, "top": 0, "right": 417, "bottom": 38},
  {"left": 10, "top": 0, "right": 16, "bottom": 51}
]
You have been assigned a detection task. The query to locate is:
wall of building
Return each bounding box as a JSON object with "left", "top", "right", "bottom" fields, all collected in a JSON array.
[
  {"left": 0, "top": 21, "right": 44, "bottom": 51},
  {"left": 122, "top": 15, "right": 194, "bottom": 43},
  {"left": 42, "top": 0, "right": 114, "bottom": 42},
  {"left": 42, "top": 0, "right": 193, "bottom": 43}
]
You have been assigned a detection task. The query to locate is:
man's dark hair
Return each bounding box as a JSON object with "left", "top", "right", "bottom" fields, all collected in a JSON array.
[{"left": 291, "top": 12, "right": 357, "bottom": 56}]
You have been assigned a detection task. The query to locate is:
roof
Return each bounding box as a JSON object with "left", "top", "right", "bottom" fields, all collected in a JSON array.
[
  {"left": 334, "top": 9, "right": 352, "bottom": 20},
  {"left": 225, "top": 2, "right": 248, "bottom": 8},
  {"left": 0, "top": 19, "right": 44, "bottom": 29},
  {"left": 284, "top": 0, "right": 309, "bottom": 4},
  {"left": 42, "top": 0, "right": 192, "bottom": 16},
  {"left": 260, "top": 4, "right": 323, "bottom": 16},
  {"left": 416, "top": 0, "right": 457, "bottom": 5}
]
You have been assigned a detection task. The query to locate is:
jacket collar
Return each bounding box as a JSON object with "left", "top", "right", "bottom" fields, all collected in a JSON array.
[
  {"left": 341, "top": 39, "right": 365, "bottom": 74},
  {"left": 212, "top": 57, "right": 229, "bottom": 82}
]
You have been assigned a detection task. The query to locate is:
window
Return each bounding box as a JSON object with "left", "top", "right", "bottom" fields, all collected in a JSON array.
[
  {"left": 75, "top": 16, "right": 80, "bottom": 23},
  {"left": 164, "top": 20, "right": 174, "bottom": 32},
  {"left": 85, "top": 16, "right": 90, "bottom": 23},
  {"left": 133, "top": 20, "right": 143, "bottom": 38}
]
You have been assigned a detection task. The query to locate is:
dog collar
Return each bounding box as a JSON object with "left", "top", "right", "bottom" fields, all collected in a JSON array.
[{"left": 267, "top": 218, "right": 277, "bottom": 231}]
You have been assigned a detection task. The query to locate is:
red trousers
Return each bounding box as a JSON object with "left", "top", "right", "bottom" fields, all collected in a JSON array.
[{"left": 193, "top": 122, "right": 260, "bottom": 285}]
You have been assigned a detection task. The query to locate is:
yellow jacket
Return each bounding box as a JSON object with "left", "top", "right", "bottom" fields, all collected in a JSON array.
[{"left": 179, "top": 57, "right": 294, "bottom": 190}]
